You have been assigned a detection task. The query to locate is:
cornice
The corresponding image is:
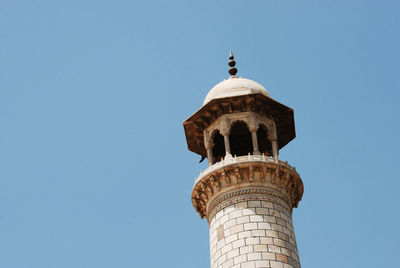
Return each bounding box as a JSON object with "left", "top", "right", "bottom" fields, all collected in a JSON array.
[{"left": 191, "top": 157, "right": 303, "bottom": 220}]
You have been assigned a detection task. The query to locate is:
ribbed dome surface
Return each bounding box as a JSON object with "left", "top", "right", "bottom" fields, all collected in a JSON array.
[{"left": 203, "top": 77, "right": 270, "bottom": 105}]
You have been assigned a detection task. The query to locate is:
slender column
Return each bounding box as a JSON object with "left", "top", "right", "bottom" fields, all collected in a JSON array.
[
  {"left": 220, "top": 117, "right": 232, "bottom": 159},
  {"left": 268, "top": 124, "right": 279, "bottom": 161},
  {"left": 249, "top": 127, "right": 260, "bottom": 155},
  {"left": 248, "top": 115, "right": 260, "bottom": 155},
  {"left": 204, "top": 131, "right": 214, "bottom": 165},
  {"left": 222, "top": 134, "right": 232, "bottom": 158},
  {"left": 206, "top": 147, "right": 213, "bottom": 165},
  {"left": 271, "top": 139, "right": 279, "bottom": 161}
]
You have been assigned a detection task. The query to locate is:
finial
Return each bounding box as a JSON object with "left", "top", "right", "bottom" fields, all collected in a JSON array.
[{"left": 228, "top": 51, "right": 237, "bottom": 77}]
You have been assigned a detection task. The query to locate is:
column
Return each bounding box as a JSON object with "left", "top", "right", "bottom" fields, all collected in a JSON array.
[
  {"left": 268, "top": 124, "right": 279, "bottom": 161},
  {"left": 204, "top": 131, "right": 214, "bottom": 165},
  {"left": 206, "top": 146, "right": 213, "bottom": 165},
  {"left": 271, "top": 139, "right": 279, "bottom": 161},
  {"left": 222, "top": 134, "right": 232, "bottom": 158},
  {"left": 220, "top": 118, "right": 232, "bottom": 159},
  {"left": 250, "top": 128, "right": 260, "bottom": 155},
  {"left": 248, "top": 115, "right": 260, "bottom": 155}
]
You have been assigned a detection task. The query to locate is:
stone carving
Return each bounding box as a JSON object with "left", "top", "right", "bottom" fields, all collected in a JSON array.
[
  {"left": 207, "top": 187, "right": 291, "bottom": 222},
  {"left": 191, "top": 156, "right": 303, "bottom": 220}
]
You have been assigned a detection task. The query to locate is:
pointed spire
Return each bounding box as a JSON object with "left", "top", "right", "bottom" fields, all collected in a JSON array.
[{"left": 228, "top": 51, "right": 238, "bottom": 77}]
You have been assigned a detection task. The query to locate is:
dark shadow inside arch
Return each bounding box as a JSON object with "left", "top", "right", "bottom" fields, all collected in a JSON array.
[
  {"left": 212, "top": 130, "right": 225, "bottom": 164},
  {"left": 229, "top": 121, "right": 253, "bottom": 157},
  {"left": 257, "top": 124, "right": 272, "bottom": 156}
]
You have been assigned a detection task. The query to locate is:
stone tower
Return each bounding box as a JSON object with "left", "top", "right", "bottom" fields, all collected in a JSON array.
[{"left": 183, "top": 53, "right": 304, "bottom": 268}]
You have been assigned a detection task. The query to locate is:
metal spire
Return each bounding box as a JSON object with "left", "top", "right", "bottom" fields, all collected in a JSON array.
[{"left": 228, "top": 51, "right": 238, "bottom": 77}]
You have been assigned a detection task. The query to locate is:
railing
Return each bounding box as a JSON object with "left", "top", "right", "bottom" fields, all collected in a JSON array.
[{"left": 195, "top": 154, "right": 297, "bottom": 183}]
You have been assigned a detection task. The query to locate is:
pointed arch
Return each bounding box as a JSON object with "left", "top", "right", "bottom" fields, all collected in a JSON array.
[
  {"left": 229, "top": 121, "right": 253, "bottom": 156},
  {"left": 211, "top": 129, "right": 225, "bottom": 164},
  {"left": 257, "top": 124, "right": 272, "bottom": 156}
]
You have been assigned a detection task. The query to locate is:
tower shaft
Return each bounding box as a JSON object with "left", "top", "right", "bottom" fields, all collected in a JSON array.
[
  {"left": 184, "top": 53, "right": 304, "bottom": 268},
  {"left": 210, "top": 198, "right": 300, "bottom": 268},
  {"left": 192, "top": 156, "right": 302, "bottom": 268}
]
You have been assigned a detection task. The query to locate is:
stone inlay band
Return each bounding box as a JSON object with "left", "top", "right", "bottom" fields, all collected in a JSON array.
[
  {"left": 207, "top": 187, "right": 291, "bottom": 223},
  {"left": 191, "top": 159, "right": 303, "bottom": 219}
]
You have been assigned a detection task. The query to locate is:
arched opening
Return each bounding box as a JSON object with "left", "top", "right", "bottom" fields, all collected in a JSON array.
[
  {"left": 257, "top": 124, "right": 272, "bottom": 156},
  {"left": 229, "top": 121, "right": 253, "bottom": 157},
  {"left": 212, "top": 130, "right": 225, "bottom": 164}
]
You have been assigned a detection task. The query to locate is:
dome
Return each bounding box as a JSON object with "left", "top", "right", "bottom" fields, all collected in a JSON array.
[{"left": 203, "top": 77, "right": 270, "bottom": 105}]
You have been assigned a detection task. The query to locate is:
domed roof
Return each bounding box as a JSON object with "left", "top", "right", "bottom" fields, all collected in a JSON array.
[{"left": 203, "top": 77, "right": 270, "bottom": 105}]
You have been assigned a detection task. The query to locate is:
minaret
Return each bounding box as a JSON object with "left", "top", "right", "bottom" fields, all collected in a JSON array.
[{"left": 183, "top": 52, "right": 304, "bottom": 268}]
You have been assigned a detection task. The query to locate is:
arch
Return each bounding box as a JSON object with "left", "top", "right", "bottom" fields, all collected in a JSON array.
[
  {"left": 257, "top": 124, "right": 272, "bottom": 156},
  {"left": 229, "top": 121, "right": 253, "bottom": 157},
  {"left": 211, "top": 130, "right": 225, "bottom": 164}
]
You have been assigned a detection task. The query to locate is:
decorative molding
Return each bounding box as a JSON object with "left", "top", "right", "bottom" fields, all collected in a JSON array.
[
  {"left": 191, "top": 157, "right": 303, "bottom": 220},
  {"left": 207, "top": 187, "right": 291, "bottom": 222}
]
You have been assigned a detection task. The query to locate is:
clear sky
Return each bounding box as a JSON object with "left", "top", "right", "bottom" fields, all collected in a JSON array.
[{"left": 1, "top": 1, "right": 399, "bottom": 267}]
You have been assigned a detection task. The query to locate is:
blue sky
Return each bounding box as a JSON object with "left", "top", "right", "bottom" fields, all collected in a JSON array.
[{"left": 1, "top": 1, "right": 399, "bottom": 267}]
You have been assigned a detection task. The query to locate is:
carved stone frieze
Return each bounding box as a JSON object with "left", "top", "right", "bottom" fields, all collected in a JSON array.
[
  {"left": 191, "top": 158, "right": 303, "bottom": 220},
  {"left": 207, "top": 187, "right": 291, "bottom": 222}
]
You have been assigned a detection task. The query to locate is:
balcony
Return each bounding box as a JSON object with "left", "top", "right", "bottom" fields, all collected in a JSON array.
[{"left": 195, "top": 154, "right": 298, "bottom": 184}]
